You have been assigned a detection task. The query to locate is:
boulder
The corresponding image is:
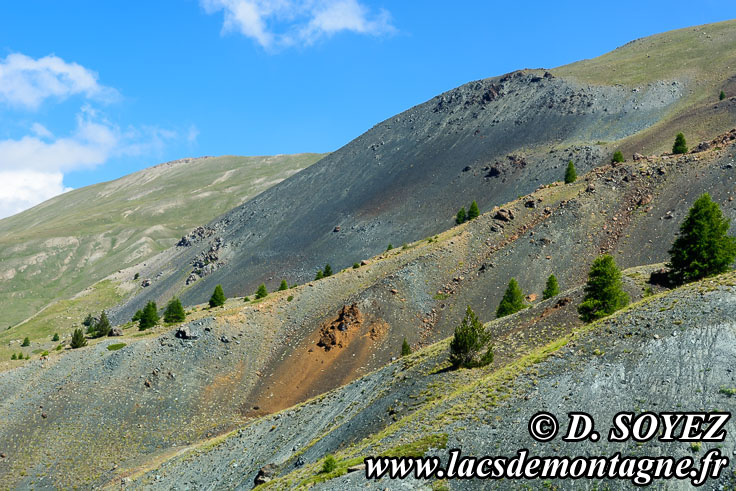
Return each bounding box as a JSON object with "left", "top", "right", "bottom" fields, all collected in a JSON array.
[
  {"left": 109, "top": 327, "right": 123, "bottom": 337},
  {"left": 175, "top": 326, "right": 198, "bottom": 340},
  {"left": 254, "top": 464, "right": 278, "bottom": 485},
  {"left": 632, "top": 152, "right": 645, "bottom": 161},
  {"left": 494, "top": 208, "right": 514, "bottom": 222}
]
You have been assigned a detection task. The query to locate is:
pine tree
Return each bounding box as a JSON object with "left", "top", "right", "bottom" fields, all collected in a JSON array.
[
  {"left": 720, "top": 90, "right": 726, "bottom": 101},
  {"left": 164, "top": 297, "right": 186, "bottom": 324},
  {"left": 496, "top": 278, "right": 526, "bottom": 318},
  {"left": 11, "top": 353, "right": 16, "bottom": 360},
  {"left": 138, "top": 301, "right": 159, "bottom": 330},
  {"left": 278, "top": 279, "right": 288, "bottom": 291},
  {"left": 255, "top": 284, "right": 268, "bottom": 299},
  {"left": 564, "top": 160, "right": 577, "bottom": 184},
  {"left": 449, "top": 306, "right": 494, "bottom": 368},
  {"left": 456, "top": 207, "right": 467, "bottom": 224},
  {"left": 542, "top": 274, "right": 560, "bottom": 300},
  {"left": 132, "top": 309, "right": 143, "bottom": 323},
  {"left": 21, "top": 337, "right": 30, "bottom": 347},
  {"left": 668, "top": 193, "right": 736, "bottom": 284},
  {"left": 52, "top": 333, "right": 59, "bottom": 342},
  {"left": 323, "top": 264, "right": 333, "bottom": 277},
  {"left": 94, "top": 311, "right": 111, "bottom": 337},
  {"left": 209, "top": 284, "right": 226, "bottom": 307},
  {"left": 468, "top": 201, "right": 480, "bottom": 220},
  {"left": 578, "top": 255, "right": 629, "bottom": 322},
  {"left": 612, "top": 151, "right": 624, "bottom": 163},
  {"left": 82, "top": 313, "right": 94, "bottom": 328},
  {"left": 672, "top": 133, "right": 688, "bottom": 154},
  {"left": 401, "top": 338, "right": 411, "bottom": 357},
  {"left": 70, "top": 328, "right": 87, "bottom": 349},
  {"left": 315, "top": 269, "right": 324, "bottom": 280},
  {"left": 386, "top": 244, "right": 393, "bottom": 251}
]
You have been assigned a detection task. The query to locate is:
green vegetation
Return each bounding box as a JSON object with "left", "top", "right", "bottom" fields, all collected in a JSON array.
[
  {"left": 209, "top": 284, "right": 226, "bottom": 308},
  {"left": 449, "top": 306, "right": 493, "bottom": 369},
  {"left": 386, "top": 244, "right": 393, "bottom": 251},
  {"left": 52, "top": 333, "right": 59, "bottom": 342},
  {"left": 455, "top": 207, "right": 466, "bottom": 224},
  {"left": 496, "top": 278, "right": 526, "bottom": 318},
  {"left": 70, "top": 328, "right": 87, "bottom": 349},
  {"left": 612, "top": 151, "right": 625, "bottom": 163},
  {"left": 287, "top": 295, "right": 294, "bottom": 302},
  {"left": 21, "top": 337, "right": 30, "bottom": 347},
  {"left": 401, "top": 338, "right": 411, "bottom": 357},
  {"left": 720, "top": 90, "right": 726, "bottom": 101},
  {"left": 315, "top": 269, "right": 324, "bottom": 280},
  {"left": 10, "top": 353, "right": 16, "bottom": 360},
  {"left": 578, "top": 255, "right": 629, "bottom": 322},
  {"left": 542, "top": 274, "right": 560, "bottom": 300},
  {"left": 92, "top": 311, "right": 112, "bottom": 338},
  {"left": 107, "top": 343, "right": 127, "bottom": 351},
  {"left": 467, "top": 201, "right": 480, "bottom": 220},
  {"left": 668, "top": 193, "right": 736, "bottom": 284},
  {"left": 278, "top": 279, "right": 288, "bottom": 291},
  {"left": 323, "top": 264, "right": 333, "bottom": 277},
  {"left": 719, "top": 386, "right": 736, "bottom": 397},
  {"left": 82, "top": 313, "right": 94, "bottom": 329},
  {"left": 353, "top": 263, "right": 360, "bottom": 269},
  {"left": 255, "top": 284, "right": 268, "bottom": 299},
  {"left": 672, "top": 132, "right": 688, "bottom": 154},
  {"left": 138, "top": 301, "right": 160, "bottom": 331},
  {"left": 321, "top": 455, "right": 338, "bottom": 474},
  {"left": 164, "top": 297, "right": 186, "bottom": 324},
  {"left": 564, "top": 160, "right": 577, "bottom": 184}
]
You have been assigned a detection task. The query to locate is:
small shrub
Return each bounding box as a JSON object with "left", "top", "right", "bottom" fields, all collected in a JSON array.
[
  {"left": 134, "top": 272, "right": 140, "bottom": 280},
  {"left": 107, "top": 343, "right": 127, "bottom": 351},
  {"left": 321, "top": 455, "right": 338, "bottom": 474},
  {"left": 315, "top": 269, "right": 324, "bottom": 280},
  {"left": 612, "top": 151, "right": 624, "bottom": 163},
  {"left": 386, "top": 243, "right": 393, "bottom": 251},
  {"left": 672, "top": 132, "right": 688, "bottom": 154},
  {"left": 401, "top": 338, "right": 411, "bottom": 357},
  {"left": 564, "top": 160, "right": 577, "bottom": 184},
  {"left": 720, "top": 90, "right": 726, "bottom": 101},
  {"left": 70, "top": 328, "right": 87, "bottom": 349},
  {"left": 690, "top": 442, "right": 702, "bottom": 452},
  {"left": 278, "top": 279, "right": 288, "bottom": 291},
  {"left": 255, "top": 284, "right": 268, "bottom": 299},
  {"left": 82, "top": 313, "right": 95, "bottom": 328},
  {"left": 243, "top": 296, "right": 250, "bottom": 302},
  {"left": 10, "top": 353, "right": 16, "bottom": 360},
  {"left": 353, "top": 262, "right": 360, "bottom": 269},
  {"left": 287, "top": 295, "right": 294, "bottom": 302},
  {"left": 41, "top": 351, "right": 49, "bottom": 357},
  {"left": 719, "top": 386, "right": 736, "bottom": 397},
  {"left": 55, "top": 344, "right": 63, "bottom": 351},
  {"left": 209, "top": 284, "right": 226, "bottom": 307},
  {"left": 52, "top": 333, "right": 59, "bottom": 342},
  {"left": 643, "top": 286, "right": 654, "bottom": 297},
  {"left": 21, "top": 337, "right": 30, "bottom": 347}
]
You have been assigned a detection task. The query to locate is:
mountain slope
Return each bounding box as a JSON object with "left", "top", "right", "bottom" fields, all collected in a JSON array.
[{"left": 0, "top": 153, "right": 323, "bottom": 326}]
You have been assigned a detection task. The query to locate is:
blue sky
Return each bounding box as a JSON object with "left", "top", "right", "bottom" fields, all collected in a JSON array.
[{"left": 0, "top": 1, "right": 733, "bottom": 217}]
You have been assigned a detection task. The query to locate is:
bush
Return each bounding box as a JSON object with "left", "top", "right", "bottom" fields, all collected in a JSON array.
[
  {"left": 321, "top": 455, "right": 338, "bottom": 474},
  {"left": 720, "top": 90, "right": 726, "bottom": 101},
  {"left": 21, "top": 337, "right": 30, "bottom": 347},
  {"left": 164, "top": 297, "right": 186, "bottom": 324},
  {"left": 578, "top": 255, "right": 629, "bottom": 322},
  {"left": 456, "top": 207, "right": 466, "bottom": 225},
  {"left": 209, "top": 284, "right": 226, "bottom": 307},
  {"left": 10, "top": 353, "right": 16, "bottom": 360},
  {"left": 386, "top": 244, "right": 393, "bottom": 251},
  {"left": 496, "top": 278, "right": 526, "bottom": 318},
  {"left": 278, "top": 279, "right": 288, "bottom": 291},
  {"left": 52, "top": 333, "right": 59, "bottom": 342},
  {"left": 401, "top": 338, "right": 411, "bottom": 357},
  {"left": 55, "top": 344, "right": 63, "bottom": 351},
  {"left": 672, "top": 132, "right": 688, "bottom": 154},
  {"left": 564, "top": 160, "right": 577, "bottom": 184},
  {"left": 611, "top": 151, "right": 624, "bottom": 163},
  {"left": 323, "top": 264, "right": 333, "bottom": 277},
  {"left": 449, "top": 306, "right": 493, "bottom": 368},
  {"left": 134, "top": 272, "right": 140, "bottom": 280},
  {"left": 107, "top": 343, "right": 127, "bottom": 351},
  {"left": 41, "top": 351, "right": 49, "bottom": 357},
  {"left": 243, "top": 296, "right": 250, "bottom": 302},
  {"left": 668, "top": 193, "right": 736, "bottom": 284},
  {"left": 70, "top": 328, "right": 87, "bottom": 349},
  {"left": 287, "top": 295, "right": 294, "bottom": 302},
  {"left": 132, "top": 309, "right": 143, "bottom": 323},
  {"left": 353, "top": 262, "right": 360, "bottom": 269},
  {"left": 315, "top": 269, "right": 323, "bottom": 280},
  {"left": 138, "top": 301, "right": 159, "bottom": 330},
  {"left": 542, "top": 274, "right": 559, "bottom": 300},
  {"left": 255, "top": 284, "right": 268, "bottom": 299},
  {"left": 82, "top": 313, "right": 94, "bottom": 328},
  {"left": 468, "top": 201, "right": 480, "bottom": 220}
]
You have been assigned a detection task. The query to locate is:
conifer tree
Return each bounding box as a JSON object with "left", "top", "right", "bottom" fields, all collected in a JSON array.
[
  {"left": 543, "top": 274, "right": 560, "bottom": 300},
  {"left": 164, "top": 297, "right": 186, "bottom": 324},
  {"left": 720, "top": 90, "right": 726, "bottom": 101},
  {"left": 139, "top": 301, "right": 159, "bottom": 330},
  {"left": 496, "top": 278, "right": 526, "bottom": 318},
  {"left": 52, "top": 333, "right": 59, "bottom": 342},
  {"left": 401, "top": 338, "right": 411, "bottom": 357},
  {"left": 612, "top": 151, "right": 624, "bottom": 163},
  {"left": 672, "top": 132, "right": 688, "bottom": 154},
  {"left": 70, "top": 328, "right": 87, "bottom": 349},
  {"left": 468, "top": 201, "right": 480, "bottom": 220},
  {"left": 132, "top": 309, "right": 143, "bottom": 323},
  {"left": 82, "top": 313, "right": 94, "bottom": 328},
  {"left": 94, "top": 311, "right": 111, "bottom": 337},
  {"left": 255, "top": 284, "right": 268, "bottom": 299},
  {"left": 386, "top": 243, "right": 393, "bottom": 251},
  {"left": 323, "top": 264, "right": 333, "bottom": 277},
  {"left": 449, "top": 306, "right": 493, "bottom": 368},
  {"left": 209, "top": 284, "right": 226, "bottom": 307},
  {"left": 456, "top": 207, "right": 467, "bottom": 224},
  {"left": 279, "top": 279, "right": 288, "bottom": 291},
  {"left": 578, "top": 255, "right": 629, "bottom": 322},
  {"left": 668, "top": 193, "right": 736, "bottom": 284},
  {"left": 315, "top": 269, "right": 324, "bottom": 280},
  {"left": 11, "top": 353, "right": 16, "bottom": 360},
  {"left": 21, "top": 337, "right": 30, "bottom": 347},
  {"left": 564, "top": 160, "right": 577, "bottom": 184}
]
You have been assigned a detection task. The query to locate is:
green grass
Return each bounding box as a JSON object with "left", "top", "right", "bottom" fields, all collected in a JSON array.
[
  {"left": 0, "top": 153, "right": 324, "bottom": 327},
  {"left": 106, "top": 343, "right": 127, "bottom": 351}
]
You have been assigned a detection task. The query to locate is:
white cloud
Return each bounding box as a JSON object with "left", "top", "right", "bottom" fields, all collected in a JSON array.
[
  {"left": 187, "top": 124, "right": 200, "bottom": 144},
  {"left": 0, "top": 170, "right": 72, "bottom": 219},
  {"left": 201, "top": 0, "right": 394, "bottom": 49},
  {"left": 0, "top": 53, "right": 118, "bottom": 110}
]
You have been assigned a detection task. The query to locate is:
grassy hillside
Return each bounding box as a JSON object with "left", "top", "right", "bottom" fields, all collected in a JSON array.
[
  {"left": 554, "top": 19, "right": 736, "bottom": 154},
  {"left": 0, "top": 153, "right": 323, "bottom": 327}
]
